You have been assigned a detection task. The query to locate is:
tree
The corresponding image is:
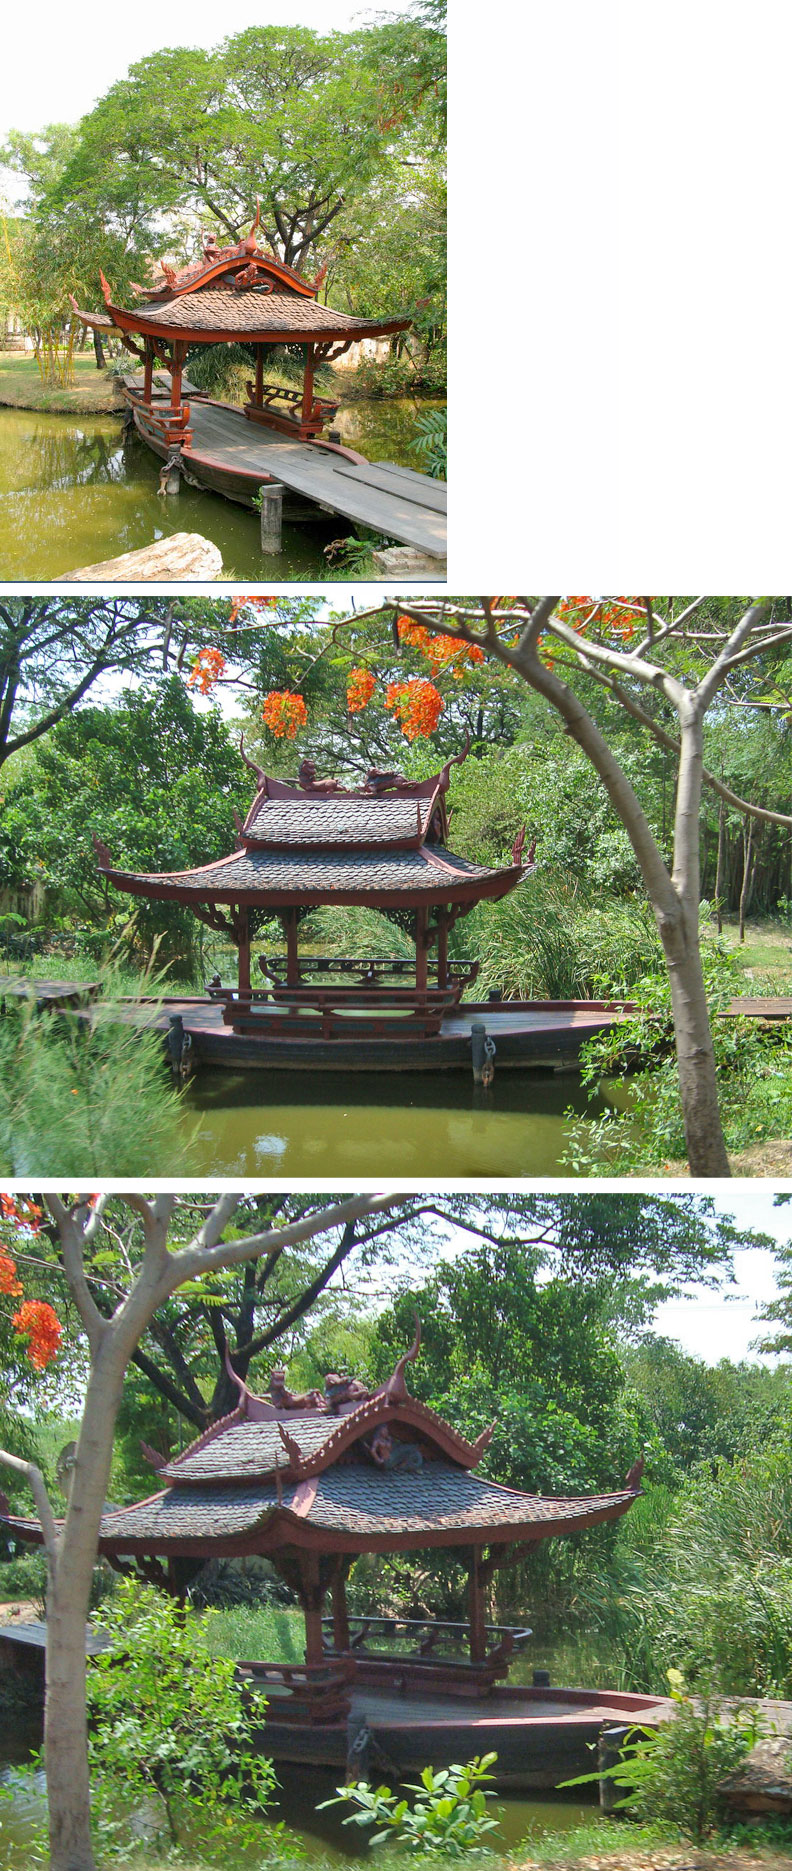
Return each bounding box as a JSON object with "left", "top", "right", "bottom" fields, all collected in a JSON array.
[
  {"left": 0, "top": 676, "right": 249, "bottom": 969},
  {"left": 330, "top": 597, "right": 792, "bottom": 1177},
  {"left": 0, "top": 1191, "right": 395, "bottom": 1871},
  {"left": 0, "top": 595, "right": 316, "bottom": 773},
  {"left": 40, "top": 22, "right": 444, "bottom": 278}
]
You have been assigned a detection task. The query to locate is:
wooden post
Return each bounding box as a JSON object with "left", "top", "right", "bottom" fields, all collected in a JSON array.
[
  {"left": 236, "top": 907, "right": 251, "bottom": 1000},
  {"left": 169, "top": 341, "right": 184, "bottom": 425},
  {"left": 298, "top": 1553, "right": 326, "bottom": 1667},
  {"left": 255, "top": 344, "right": 264, "bottom": 408},
  {"left": 301, "top": 343, "right": 315, "bottom": 436},
  {"left": 143, "top": 338, "right": 154, "bottom": 407},
  {"left": 436, "top": 913, "right": 448, "bottom": 989},
  {"left": 331, "top": 1563, "right": 351, "bottom": 1653},
  {"left": 415, "top": 908, "right": 428, "bottom": 993},
  {"left": 284, "top": 910, "right": 300, "bottom": 986},
  {"left": 260, "top": 481, "right": 283, "bottom": 554},
  {"left": 468, "top": 1546, "right": 487, "bottom": 1663}
]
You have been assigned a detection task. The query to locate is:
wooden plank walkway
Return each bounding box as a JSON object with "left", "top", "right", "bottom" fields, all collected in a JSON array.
[{"left": 125, "top": 383, "right": 446, "bottom": 558}]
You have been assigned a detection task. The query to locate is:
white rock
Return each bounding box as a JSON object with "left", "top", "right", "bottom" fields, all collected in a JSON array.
[{"left": 61, "top": 533, "right": 223, "bottom": 581}]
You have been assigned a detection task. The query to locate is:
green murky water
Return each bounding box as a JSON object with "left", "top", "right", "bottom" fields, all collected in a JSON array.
[
  {"left": 0, "top": 395, "right": 443, "bottom": 580},
  {"left": 0, "top": 1722, "right": 598, "bottom": 1864},
  {"left": 181, "top": 1067, "right": 616, "bottom": 1177}
]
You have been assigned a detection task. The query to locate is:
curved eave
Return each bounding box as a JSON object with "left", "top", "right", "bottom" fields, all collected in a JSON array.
[
  {"left": 0, "top": 1486, "right": 640, "bottom": 1562},
  {"left": 97, "top": 301, "right": 412, "bottom": 345},
  {"left": 97, "top": 859, "right": 526, "bottom": 913}
]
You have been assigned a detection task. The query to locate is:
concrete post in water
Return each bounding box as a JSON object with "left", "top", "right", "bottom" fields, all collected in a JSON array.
[
  {"left": 471, "top": 1022, "right": 496, "bottom": 1086},
  {"left": 167, "top": 1014, "right": 185, "bottom": 1076},
  {"left": 260, "top": 482, "right": 283, "bottom": 554},
  {"left": 598, "top": 1725, "right": 629, "bottom": 1813}
]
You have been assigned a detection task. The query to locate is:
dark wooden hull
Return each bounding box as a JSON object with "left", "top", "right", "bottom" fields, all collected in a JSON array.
[
  {"left": 108, "top": 995, "right": 632, "bottom": 1074},
  {"left": 258, "top": 1684, "right": 672, "bottom": 1789}
]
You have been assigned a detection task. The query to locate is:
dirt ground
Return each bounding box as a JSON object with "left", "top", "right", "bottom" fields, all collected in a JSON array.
[
  {"left": 0, "top": 1600, "right": 40, "bottom": 1623},
  {"left": 513, "top": 1852, "right": 792, "bottom": 1870}
]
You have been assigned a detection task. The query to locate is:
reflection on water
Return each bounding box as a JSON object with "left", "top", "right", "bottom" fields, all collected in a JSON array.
[
  {"left": 0, "top": 1727, "right": 599, "bottom": 1866},
  {"left": 0, "top": 394, "right": 445, "bottom": 580},
  {"left": 182, "top": 1067, "right": 614, "bottom": 1177}
]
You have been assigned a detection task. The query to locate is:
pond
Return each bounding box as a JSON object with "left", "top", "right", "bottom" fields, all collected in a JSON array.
[
  {"left": 0, "top": 395, "right": 444, "bottom": 580},
  {"left": 180, "top": 1067, "right": 621, "bottom": 1177},
  {"left": 0, "top": 1719, "right": 603, "bottom": 1865}
]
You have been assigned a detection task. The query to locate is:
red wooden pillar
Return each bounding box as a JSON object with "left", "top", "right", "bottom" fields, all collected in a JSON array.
[
  {"left": 169, "top": 341, "right": 184, "bottom": 428},
  {"left": 468, "top": 1546, "right": 486, "bottom": 1663},
  {"left": 297, "top": 1553, "right": 326, "bottom": 1667},
  {"left": 236, "top": 907, "right": 251, "bottom": 999},
  {"left": 415, "top": 908, "right": 428, "bottom": 992},
  {"left": 331, "top": 1563, "right": 351, "bottom": 1653},
  {"left": 284, "top": 909, "right": 300, "bottom": 986},
  {"left": 436, "top": 913, "right": 448, "bottom": 989},
  {"left": 301, "top": 343, "right": 315, "bottom": 436},
  {"left": 143, "top": 338, "right": 154, "bottom": 407},
  {"left": 254, "top": 344, "right": 264, "bottom": 408}
]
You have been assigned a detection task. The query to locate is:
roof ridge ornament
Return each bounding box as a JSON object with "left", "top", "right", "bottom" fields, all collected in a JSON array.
[
  {"left": 378, "top": 1313, "right": 421, "bottom": 1404},
  {"left": 277, "top": 1420, "right": 307, "bottom": 1477},
  {"left": 239, "top": 734, "right": 267, "bottom": 791}
]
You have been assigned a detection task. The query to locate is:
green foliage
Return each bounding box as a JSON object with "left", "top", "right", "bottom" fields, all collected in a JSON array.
[
  {"left": 0, "top": 994, "right": 197, "bottom": 1176},
  {"left": 566, "top": 1676, "right": 760, "bottom": 1843},
  {"left": 467, "top": 876, "right": 660, "bottom": 1002},
  {"left": 409, "top": 408, "right": 447, "bottom": 478},
  {"left": 321, "top": 1755, "right": 500, "bottom": 1858},
  {"left": 204, "top": 1604, "right": 303, "bottom": 1667},
  {"left": 86, "top": 1579, "right": 285, "bottom": 1863},
  {"left": 0, "top": 676, "right": 248, "bottom": 971},
  {"left": 561, "top": 941, "right": 792, "bottom": 1171}
]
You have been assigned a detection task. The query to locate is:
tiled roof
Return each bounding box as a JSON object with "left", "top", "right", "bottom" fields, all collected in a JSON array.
[
  {"left": 133, "top": 290, "right": 407, "bottom": 337},
  {"left": 244, "top": 797, "right": 430, "bottom": 848},
  {"left": 91, "top": 1465, "right": 638, "bottom": 1549},
  {"left": 107, "top": 845, "right": 500, "bottom": 900},
  {"left": 164, "top": 1416, "right": 336, "bottom": 1482}
]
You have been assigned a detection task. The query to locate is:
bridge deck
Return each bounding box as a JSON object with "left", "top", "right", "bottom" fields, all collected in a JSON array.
[{"left": 125, "top": 383, "right": 446, "bottom": 558}]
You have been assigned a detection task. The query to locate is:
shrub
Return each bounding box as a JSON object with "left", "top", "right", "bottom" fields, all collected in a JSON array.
[
  {"left": 321, "top": 1754, "right": 500, "bottom": 1858},
  {"left": 0, "top": 993, "right": 198, "bottom": 1176},
  {"left": 566, "top": 1675, "right": 760, "bottom": 1843},
  {"left": 86, "top": 1579, "right": 287, "bottom": 1864}
]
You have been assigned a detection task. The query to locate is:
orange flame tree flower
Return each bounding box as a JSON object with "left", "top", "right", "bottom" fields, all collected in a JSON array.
[
  {"left": 229, "top": 596, "right": 282, "bottom": 625},
  {"left": 187, "top": 647, "right": 227, "bottom": 694},
  {"left": 385, "top": 678, "right": 444, "bottom": 741},
  {"left": 347, "top": 667, "right": 376, "bottom": 713},
  {"left": 11, "top": 1300, "right": 62, "bottom": 1371},
  {"left": 0, "top": 1253, "right": 22, "bottom": 1296},
  {"left": 261, "top": 691, "right": 308, "bottom": 740}
]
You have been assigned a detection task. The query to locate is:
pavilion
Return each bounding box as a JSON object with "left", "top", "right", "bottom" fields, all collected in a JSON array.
[
  {"left": 1, "top": 1328, "right": 643, "bottom": 1708},
  {"left": 91, "top": 741, "right": 528, "bottom": 1038},
  {"left": 70, "top": 208, "right": 412, "bottom": 450}
]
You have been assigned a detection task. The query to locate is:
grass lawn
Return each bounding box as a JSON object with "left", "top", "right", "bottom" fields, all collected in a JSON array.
[
  {"left": 702, "top": 916, "right": 792, "bottom": 994},
  {"left": 0, "top": 349, "right": 123, "bottom": 413}
]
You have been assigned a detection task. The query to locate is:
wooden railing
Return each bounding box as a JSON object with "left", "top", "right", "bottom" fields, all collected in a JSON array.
[
  {"left": 235, "top": 1658, "right": 354, "bottom": 1724},
  {"left": 206, "top": 982, "right": 461, "bottom": 1040},
  {"left": 321, "top": 1617, "right": 532, "bottom": 1697},
  {"left": 258, "top": 956, "right": 480, "bottom": 991}
]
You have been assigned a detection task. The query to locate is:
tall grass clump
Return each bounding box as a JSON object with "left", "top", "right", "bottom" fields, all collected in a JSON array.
[
  {"left": 0, "top": 989, "right": 198, "bottom": 1176},
  {"left": 466, "top": 877, "right": 660, "bottom": 1002}
]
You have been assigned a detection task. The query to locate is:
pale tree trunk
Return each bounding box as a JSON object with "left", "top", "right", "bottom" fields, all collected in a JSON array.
[
  {"left": 45, "top": 1343, "right": 126, "bottom": 1871},
  {"left": 509, "top": 640, "right": 732, "bottom": 1175},
  {"left": 0, "top": 1193, "right": 393, "bottom": 1871},
  {"left": 663, "top": 709, "right": 731, "bottom": 1176}
]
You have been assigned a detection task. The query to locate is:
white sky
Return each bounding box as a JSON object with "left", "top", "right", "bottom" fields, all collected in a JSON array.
[
  {"left": 652, "top": 1189, "right": 790, "bottom": 1365},
  {"left": 0, "top": 3, "right": 410, "bottom": 149}
]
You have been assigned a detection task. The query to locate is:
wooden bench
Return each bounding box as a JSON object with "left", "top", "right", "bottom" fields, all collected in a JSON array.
[{"left": 236, "top": 1659, "right": 353, "bottom": 1724}]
